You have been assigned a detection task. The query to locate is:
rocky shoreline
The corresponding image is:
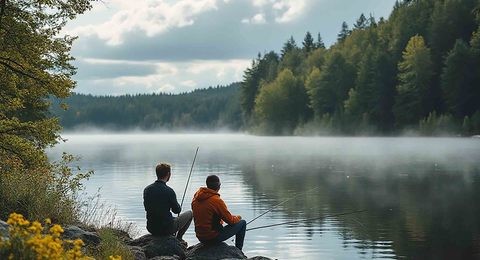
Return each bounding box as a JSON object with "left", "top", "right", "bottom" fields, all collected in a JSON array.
[{"left": 1, "top": 220, "right": 271, "bottom": 260}]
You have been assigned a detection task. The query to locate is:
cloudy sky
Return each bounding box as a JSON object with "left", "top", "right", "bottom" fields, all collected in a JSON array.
[{"left": 65, "top": 0, "right": 397, "bottom": 96}]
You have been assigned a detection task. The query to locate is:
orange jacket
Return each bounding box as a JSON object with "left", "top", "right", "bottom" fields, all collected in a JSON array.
[{"left": 191, "top": 187, "right": 241, "bottom": 241}]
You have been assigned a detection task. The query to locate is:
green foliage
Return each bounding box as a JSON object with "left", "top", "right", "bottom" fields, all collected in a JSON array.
[
  {"left": 419, "top": 111, "right": 457, "bottom": 136},
  {"left": 305, "top": 48, "right": 327, "bottom": 71},
  {"left": 346, "top": 48, "right": 377, "bottom": 118},
  {"left": 241, "top": 52, "right": 279, "bottom": 123},
  {"left": 429, "top": 0, "right": 477, "bottom": 64},
  {"left": 0, "top": 0, "right": 94, "bottom": 220},
  {"left": 278, "top": 47, "right": 305, "bottom": 75},
  {"left": 441, "top": 39, "right": 480, "bottom": 117},
  {"left": 303, "top": 31, "right": 315, "bottom": 53},
  {"left": 23, "top": 0, "right": 477, "bottom": 137},
  {"left": 0, "top": 152, "right": 92, "bottom": 224},
  {"left": 354, "top": 13, "right": 368, "bottom": 30},
  {"left": 234, "top": 0, "right": 480, "bottom": 135},
  {"left": 51, "top": 84, "right": 242, "bottom": 131},
  {"left": 316, "top": 33, "right": 326, "bottom": 49},
  {"left": 306, "top": 52, "right": 355, "bottom": 117},
  {"left": 337, "top": 21, "right": 351, "bottom": 43},
  {"left": 472, "top": 111, "right": 480, "bottom": 134},
  {"left": 462, "top": 111, "right": 480, "bottom": 135},
  {"left": 0, "top": 0, "right": 90, "bottom": 171},
  {"left": 394, "top": 35, "right": 434, "bottom": 127},
  {"left": 281, "top": 36, "right": 298, "bottom": 58},
  {"left": 254, "top": 69, "right": 309, "bottom": 135},
  {"left": 92, "top": 228, "right": 134, "bottom": 260}
]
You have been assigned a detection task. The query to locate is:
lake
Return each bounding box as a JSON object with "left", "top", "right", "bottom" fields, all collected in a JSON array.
[{"left": 48, "top": 133, "right": 480, "bottom": 259}]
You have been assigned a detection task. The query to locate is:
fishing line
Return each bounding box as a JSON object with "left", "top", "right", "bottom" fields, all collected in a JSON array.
[
  {"left": 246, "top": 209, "right": 367, "bottom": 232},
  {"left": 247, "top": 185, "right": 321, "bottom": 225}
]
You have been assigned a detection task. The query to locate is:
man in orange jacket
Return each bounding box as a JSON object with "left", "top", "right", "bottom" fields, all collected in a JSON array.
[{"left": 191, "top": 175, "right": 247, "bottom": 250}]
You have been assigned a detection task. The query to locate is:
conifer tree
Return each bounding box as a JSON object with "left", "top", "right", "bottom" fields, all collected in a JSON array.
[
  {"left": 354, "top": 13, "right": 368, "bottom": 30},
  {"left": 394, "top": 35, "right": 434, "bottom": 127},
  {"left": 441, "top": 36, "right": 480, "bottom": 118},
  {"left": 337, "top": 22, "right": 351, "bottom": 43},
  {"left": 316, "top": 33, "right": 326, "bottom": 49},
  {"left": 281, "top": 36, "right": 297, "bottom": 57},
  {"left": 303, "top": 31, "right": 315, "bottom": 53}
]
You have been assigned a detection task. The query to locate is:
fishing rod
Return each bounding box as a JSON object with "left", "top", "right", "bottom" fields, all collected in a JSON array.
[
  {"left": 246, "top": 209, "right": 367, "bottom": 232},
  {"left": 247, "top": 185, "right": 321, "bottom": 225},
  {"left": 179, "top": 147, "right": 199, "bottom": 212}
]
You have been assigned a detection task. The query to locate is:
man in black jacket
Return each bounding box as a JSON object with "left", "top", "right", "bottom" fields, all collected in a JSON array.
[{"left": 143, "top": 163, "right": 192, "bottom": 241}]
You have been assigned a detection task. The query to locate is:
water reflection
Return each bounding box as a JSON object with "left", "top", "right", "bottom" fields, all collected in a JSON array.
[{"left": 48, "top": 134, "right": 480, "bottom": 259}]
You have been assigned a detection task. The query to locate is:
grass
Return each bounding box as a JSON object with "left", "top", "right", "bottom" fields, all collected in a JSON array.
[
  {"left": 91, "top": 228, "right": 134, "bottom": 260},
  {"left": 0, "top": 153, "right": 138, "bottom": 259}
]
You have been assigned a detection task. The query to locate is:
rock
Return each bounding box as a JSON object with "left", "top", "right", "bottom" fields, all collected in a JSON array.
[
  {"left": 128, "top": 246, "right": 147, "bottom": 260},
  {"left": 0, "top": 220, "right": 9, "bottom": 237},
  {"left": 186, "top": 242, "right": 246, "bottom": 260},
  {"left": 129, "top": 234, "right": 186, "bottom": 259},
  {"left": 62, "top": 225, "right": 101, "bottom": 246},
  {"left": 247, "top": 257, "right": 273, "bottom": 260},
  {"left": 149, "top": 256, "right": 181, "bottom": 260}
]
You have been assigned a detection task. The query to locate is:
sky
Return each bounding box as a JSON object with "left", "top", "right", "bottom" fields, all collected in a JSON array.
[{"left": 64, "top": 0, "right": 398, "bottom": 96}]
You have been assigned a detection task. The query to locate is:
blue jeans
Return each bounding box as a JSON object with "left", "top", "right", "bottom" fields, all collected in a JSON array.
[{"left": 214, "top": 220, "right": 246, "bottom": 250}]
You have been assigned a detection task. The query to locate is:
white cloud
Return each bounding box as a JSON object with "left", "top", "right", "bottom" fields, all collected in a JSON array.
[
  {"left": 75, "top": 59, "right": 250, "bottom": 95},
  {"left": 155, "top": 84, "right": 176, "bottom": 93},
  {"left": 273, "top": 0, "right": 307, "bottom": 23},
  {"left": 242, "top": 13, "right": 267, "bottom": 24},
  {"left": 252, "top": 0, "right": 271, "bottom": 7},
  {"left": 181, "top": 80, "right": 197, "bottom": 88},
  {"left": 67, "top": 0, "right": 220, "bottom": 45},
  {"left": 245, "top": 0, "right": 307, "bottom": 24},
  {"left": 83, "top": 58, "right": 151, "bottom": 65}
]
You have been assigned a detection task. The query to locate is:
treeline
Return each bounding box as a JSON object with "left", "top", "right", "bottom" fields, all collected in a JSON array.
[
  {"left": 51, "top": 83, "right": 242, "bottom": 130},
  {"left": 52, "top": 0, "right": 480, "bottom": 136},
  {"left": 241, "top": 0, "right": 480, "bottom": 135}
]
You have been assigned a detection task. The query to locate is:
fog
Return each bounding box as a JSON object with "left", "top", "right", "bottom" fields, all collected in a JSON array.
[
  {"left": 47, "top": 132, "right": 480, "bottom": 259},
  {"left": 52, "top": 132, "right": 480, "bottom": 175}
]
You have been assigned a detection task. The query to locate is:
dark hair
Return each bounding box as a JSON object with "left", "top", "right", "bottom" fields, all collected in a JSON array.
[
  {"left": 156, "top": 163, "right": 171, "bottom": 179},
  {"left": 206, "top": 175, "right": 221, "bottom": 190}
]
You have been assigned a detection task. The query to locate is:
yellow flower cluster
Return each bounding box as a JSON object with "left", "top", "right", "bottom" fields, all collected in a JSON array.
[{"left": 0, "top": 213, "right": 95, "bottom": 260}]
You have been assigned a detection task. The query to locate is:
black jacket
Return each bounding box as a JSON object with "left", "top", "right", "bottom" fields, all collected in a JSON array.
[{"left": 143, "top": 180, "right": 181, "bottom": 235}]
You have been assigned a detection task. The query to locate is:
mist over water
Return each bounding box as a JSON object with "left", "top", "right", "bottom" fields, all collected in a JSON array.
[{"left": 48, "top": 133, "right": 480, "bottom": 259}]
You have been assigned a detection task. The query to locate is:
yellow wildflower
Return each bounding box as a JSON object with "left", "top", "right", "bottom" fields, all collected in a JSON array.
[
  {"left": 1, "top": 213, "right": 90, "bottom": 259},
  {"left": 49, "top": 224, "right": 64, "bottom": 236},
  {"left": 28, "top": 221, "right": 43, "bottom": 234},
  {"left": 73, "top": 238, "right": 84, "bottom": 247},
  {"left": 7, "top": 213, "right": 30, "bottom": 227}
]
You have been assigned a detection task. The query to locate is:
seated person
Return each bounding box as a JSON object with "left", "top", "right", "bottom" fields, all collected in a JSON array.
[
  {"left": 143, "top": 163, "right": 192, "bottom": 241},
  {"left": 191, "top": 175, "right": 246, "bottom": 250}
]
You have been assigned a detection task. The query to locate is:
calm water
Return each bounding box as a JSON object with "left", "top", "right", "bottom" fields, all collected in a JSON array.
[{"left": 48, "top": 133, "right": 480, "bottom": 259}]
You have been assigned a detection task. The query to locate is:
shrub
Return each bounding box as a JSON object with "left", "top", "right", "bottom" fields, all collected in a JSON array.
[
  {"left": 0, "top": 153, "right": 93, "bottom": 224},
  {"left": 0, "top": 213, "right": 90, "bottom": 259},
  {"left": 418, "top": 112, "right": 458, "bottom": 136}
]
